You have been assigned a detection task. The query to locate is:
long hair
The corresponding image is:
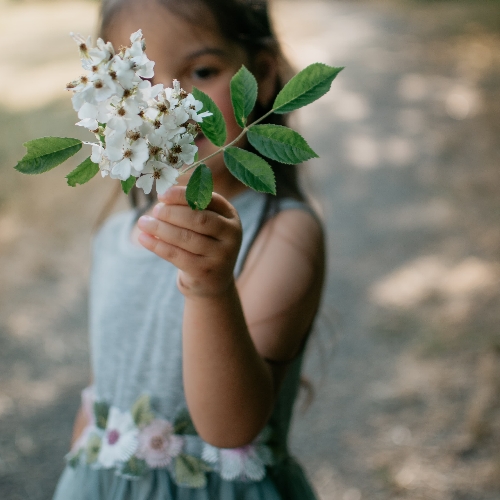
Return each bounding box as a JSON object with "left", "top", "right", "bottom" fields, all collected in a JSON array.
[{"left": 98, "top": 0, "right": 305, "bottom": 214}]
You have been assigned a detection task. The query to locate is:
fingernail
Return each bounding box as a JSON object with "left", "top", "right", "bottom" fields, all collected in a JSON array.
[
  {"left": 152, "top": 203, "right": 165, "bottom": 217},
  {"left": 138, "top": 215, "right": 155, "bottom": 226}
]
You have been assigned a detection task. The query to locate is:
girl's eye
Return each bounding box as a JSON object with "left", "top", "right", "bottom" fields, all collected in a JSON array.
[{"left": 192, "top": 66, "right": 219, "bottom": 80}]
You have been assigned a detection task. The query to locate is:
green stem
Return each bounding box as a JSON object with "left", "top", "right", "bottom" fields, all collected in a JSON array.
[{"left": 179, "top": 108, "right": 275, "bottom": 176}]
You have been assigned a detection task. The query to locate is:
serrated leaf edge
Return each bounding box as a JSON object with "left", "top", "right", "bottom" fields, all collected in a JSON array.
[
  {"left": 247, "top": 125, "right": 319, "bottom": 164},
  {"left": 273, "top": 64, "right": 344, "bottom": 114}
]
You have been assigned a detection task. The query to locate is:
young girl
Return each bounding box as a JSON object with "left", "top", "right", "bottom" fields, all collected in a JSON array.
[{"left": 52, "top": 0, "right": 325, "bottom": 498}]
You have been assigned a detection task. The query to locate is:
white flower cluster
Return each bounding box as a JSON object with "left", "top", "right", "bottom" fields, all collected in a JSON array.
[{"left": 67, "top": 30, "right": 211, "bottom": 194}]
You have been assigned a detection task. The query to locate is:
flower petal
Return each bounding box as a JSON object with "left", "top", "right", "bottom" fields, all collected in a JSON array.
[{"left": 136, "top": 174, "right": 154, "bottom": 194}]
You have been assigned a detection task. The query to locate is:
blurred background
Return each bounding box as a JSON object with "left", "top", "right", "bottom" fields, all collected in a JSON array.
[{"left": 0, "top": 0, "right": 499, "bottom": 499}]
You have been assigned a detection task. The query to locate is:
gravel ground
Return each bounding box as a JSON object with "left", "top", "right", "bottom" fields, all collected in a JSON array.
[{"left": 0, "top": 1, "right": 499, "bottom": 499}]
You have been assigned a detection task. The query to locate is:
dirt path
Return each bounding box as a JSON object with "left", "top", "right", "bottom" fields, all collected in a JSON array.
[{"left": 0, "top": 1, "right": 499, "bottom": 499}]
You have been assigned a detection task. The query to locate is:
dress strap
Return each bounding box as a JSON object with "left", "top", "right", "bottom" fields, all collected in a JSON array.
[{"left": 233, "top": 193, "right": 320, "bottom": 278}]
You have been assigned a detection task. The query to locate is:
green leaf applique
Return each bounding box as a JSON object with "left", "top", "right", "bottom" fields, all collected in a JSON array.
[
  {"left": 66, "top": 449, "right": 82, "bottom": 468},
  {"left": 247, "top": 124, "right": 318, "bottom": 164},
  {"left": 230, "top": 65, "right": 258, "bottom": 128},
  {"left": 121, "top": 456, "right": 149, "bottom": 479},
  {"left": 192, "top": 87, "right": 227, "bottom": 147},
  {"left": 14, "top": 137, "right": 83, "bottom": 175},
  {"left": 173, "top": 409, "right": 198, "bottom": 436},
  {"left": 131, "top": 394, "right": 155, "bottom": 428},
  {"left": 85, "top": 433, "right": 102, "bottom": 465},
  {"left": 94, "top": 401, "right": 110, "bottom": 430},
  {"left": 224, "top": 147, "right": 276, "bottom": 195},
  {"left": 186, "top": 164, "right": 213, "bottom": 210},
  {"left": 66, "top": 156, "right": 100, "bottom": 187},
  {"left": 273, "top": 63, "right": 343, "bottom": 114},
  {"left": 174, "top": 454, "right": 211, "bottom": 488}
]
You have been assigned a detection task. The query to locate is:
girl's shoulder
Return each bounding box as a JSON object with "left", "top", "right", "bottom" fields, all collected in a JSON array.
[
  {"left": 261, "top": 197, "right": 325, "bottom": 267},
  {"left": 232, "top": 190, "right": 324, "bottom": 275},
  {"left": 236, "top": 194, "right": 325, "bottom": 363},
  {"left": 231, "top": 189, "right": 323, "bottom": 232}
]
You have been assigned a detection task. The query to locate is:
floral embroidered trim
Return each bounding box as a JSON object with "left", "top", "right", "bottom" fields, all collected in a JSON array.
[{"left": 65, "top": 388, "right": 278, "bottom": 487}]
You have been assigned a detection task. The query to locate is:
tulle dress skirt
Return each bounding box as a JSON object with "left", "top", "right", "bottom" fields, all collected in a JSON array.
[{"left": 52, "top": 456, "right": 318, "bottom": 500}]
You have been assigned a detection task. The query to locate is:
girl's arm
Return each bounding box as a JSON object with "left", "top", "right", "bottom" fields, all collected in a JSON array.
[
  {"left": 70, "top": 405, "right": 89, "bottom": 448},
  {"left": 138, "top": 187, "right": 325, "bottom": 448}
]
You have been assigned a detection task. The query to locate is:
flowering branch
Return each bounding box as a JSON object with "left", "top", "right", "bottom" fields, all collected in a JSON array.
[{"left": 14, "top": 30, "right": 343, "bottom": 210}]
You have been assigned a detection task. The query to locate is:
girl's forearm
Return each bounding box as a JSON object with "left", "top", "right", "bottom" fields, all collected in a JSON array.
[
  {"left": 70, "top": 405, "right": 89, "bottom": 450},
  {"left": 182, "top": 280, "right": 275, "bottom": 448}
]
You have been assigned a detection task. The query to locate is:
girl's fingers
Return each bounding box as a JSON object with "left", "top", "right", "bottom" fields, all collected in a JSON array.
[
  {"left": 154, "top": 186, "right": 241, "bottom": 240},
  {"left": 152, "top": 204, "right": 226, "bottom": 239},
  {"left": 137, "top": 216, "right": 217, "bottom": 256},
  {"left": 138, "top": 232, "right": 205, "bottom": 273},
  {"left": 159, "top": 185, "right": 238, "bottom": 220}
]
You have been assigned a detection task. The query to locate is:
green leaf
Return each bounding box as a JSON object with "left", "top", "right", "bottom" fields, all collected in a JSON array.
[
  {"left": 14, "top": 137, "right": 82, "bottom": 175},
  {"left": 186, "top": 164, "right": 213, "bottom": 210},
  {"left": 66, "top": 157, "right": 99, "bottom": 187},
  {"left": 121, "top": 457, "right": 148, "bottom": 478},
  {"left": 121, "top": 175, "right": 136, "bottom": 194},
  {"left": 273, "top": 63, "right": 343, "bottom": 114},
  {"left": 224, "top": 147, "right": 276, "bottom": 195},
  {"left": 230, "top": 65, "right": 258, "bottom": 128},
  {"left": 94, "top": 402, "right": 109, "bottom": 430},
  {"left": 174, "top": 454, "right": 210, "bottom": 488},
  {"left": 192, "top": 87, "right": 227, "bottom": 147},
  {"left": 131, "top": 394, "right": 155, "bottom": 428},
  {"left": 174, "top": 409, "right": 198, "bottom": 435},
  {"left": 66, "top": 449, "right": 82, "bottom": 468},
  {"left": 247, "top": 124, "right": 319, "bottom": 164},
  {"left": 85, "top": 433, "right": 102, "bottom": 465}
]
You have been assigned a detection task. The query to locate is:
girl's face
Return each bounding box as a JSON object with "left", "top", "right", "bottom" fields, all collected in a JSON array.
[{"left": 106, "top": 0, "right": 256, "bottom": 198}]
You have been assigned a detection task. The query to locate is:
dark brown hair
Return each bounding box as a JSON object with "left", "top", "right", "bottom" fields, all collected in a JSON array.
[{"left": 98, "top": 0, "right": 305, "bottom": 213}]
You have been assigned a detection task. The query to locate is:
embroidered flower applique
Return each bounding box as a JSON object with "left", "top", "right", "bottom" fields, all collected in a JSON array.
[
  {"left": 202, "top": 428, "right": 275, "bottom": 481},
  {"left": 136, "top": 419, "right": 183, "bottom": 468},
  {"left": 66, "top": 388, "right": 279, "bottom": 486},
  {"left": 98, "top": 407, "right": 139, "bottom": 468}
]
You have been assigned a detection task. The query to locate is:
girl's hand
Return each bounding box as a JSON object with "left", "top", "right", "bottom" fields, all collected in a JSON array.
[{"left": 137, "top": 186, "right": 243, "bottom": 298}]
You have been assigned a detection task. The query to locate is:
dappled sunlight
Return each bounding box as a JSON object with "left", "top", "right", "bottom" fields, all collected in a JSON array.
[
  {"left": 370, "top": 256, "right": 499, "bottom": 309},
  {"left": 445, "top": 84, "right": 482, "bottom": 120},
  {"left": 0, "top": 60, "right": 88, "bottom": 112},
  {"left": 0, "top": 1, "right": 98, "bottom": 111},
  {"left": 368, "top": 198, "right": 455, "bottom": 230},
  {"left": 383, "top": 135, "right": 416, "bottom": 167},
  {"left": 1, "top": 1, "right": 500, "bottom": 499},
  {"left": 274, "top": 1, "right": 377, "bottom": 66},
  {"left": 346, "top": 133, "right": 380, "bottom": 169},
  {"left": 323, "top": 79, "right": 372, "bottom": 122},
  {"left": 398, "top": 73, "right": 429, "bottom": 102},
  {"left": 397, "top": 108, "right": 426, "bottom": 136},
  {"left": 313, "top": 464, "right": 363, "bottom": 500}
]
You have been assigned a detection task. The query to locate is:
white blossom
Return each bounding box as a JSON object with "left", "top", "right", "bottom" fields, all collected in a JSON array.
[
  {"left": 70, "top": 32, "right": 93, "bottom": 67},
  {"left": 122, "top": 30, "right": 155, "bottom": 79},
  {"left": 76, "top": 102, "right": 109, "bottom": 130},
  {"left": 168, "top": 134, "right": 197, "bottom": 166},
  {"left": 110, "top": 56, "right": 138, "bottom": 90},
  {"left": 98, "top": 407, "right": 138, "bottom": 468},
  {"left": 136, "top": 160, "right": 179, "bottom": 195},
  {"left": 106, "top": 134, "right": 149, "bottom": 180},
  {"left": 90, "top": 144, "right": 112, "bottom": 177},
  {"left": 182, "top": 94, "right": 212, "bottom": 122},
  {"left": 88, "top": 38, "right": 115, "bottom": 67},
  {"left": 139, "top": 80, "right": 163, "bottom": 102},
  {"left": 67, "top": 31, "right": 212, "bottom": 195},
  {"left": 107, "top": 98, "right": 144, "bottom": 133}
]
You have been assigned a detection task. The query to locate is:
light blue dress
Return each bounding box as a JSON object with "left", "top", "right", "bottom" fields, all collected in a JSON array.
[{"left": 52, "top": 189, "right": 319, "bottom": 500}]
